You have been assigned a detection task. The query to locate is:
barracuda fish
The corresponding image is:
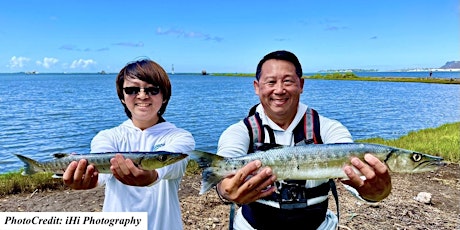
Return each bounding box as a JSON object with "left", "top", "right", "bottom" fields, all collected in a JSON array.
[
  {"left": 15, "top": 151, "right": 188, "bottom": 176},
  {"left": 190, "top": 143, "right": 444, "bottom": 194}
]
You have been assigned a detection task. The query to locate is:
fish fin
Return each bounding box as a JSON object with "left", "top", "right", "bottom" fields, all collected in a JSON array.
[
  {"left": 187, "top": 150, "right": 223, "bottom": 168},
  {"left": 53, "top": 153, "right": 70, "bottom": 158},
  {"left": 187, "top": 150, "right": 225, "bottom": 195},
  {"left": 200, "top": 168, "right": 222, "bottom": 195},
  {"left": 14, "top": 154, "right": 41, "bottom": 176},
  {"left": 254, "top": 143, "right": 284, "bottom": 152}
]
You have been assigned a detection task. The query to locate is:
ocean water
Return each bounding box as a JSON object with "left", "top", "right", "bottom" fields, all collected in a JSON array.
[{"left": 0, "top": 73, "right": 459, "bottom": 174}]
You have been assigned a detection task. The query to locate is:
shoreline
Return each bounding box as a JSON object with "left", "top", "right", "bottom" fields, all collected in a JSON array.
[
  {"left": 207, "top": 73, "right": 460, "bottom": 84},
  {"left": 1, "top": 122, "right": 458, "bottom": 177},
  {"left": 1, "top": 164, "right": 459, "bottom": 230}
]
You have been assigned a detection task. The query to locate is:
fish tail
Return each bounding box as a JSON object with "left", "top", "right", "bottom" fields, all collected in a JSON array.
[
  {"left": 14, "top": 154, "right": 42, "bottom": 175},
  {"left": 188, "top": 150, "right": 224, "bottom": 195}
]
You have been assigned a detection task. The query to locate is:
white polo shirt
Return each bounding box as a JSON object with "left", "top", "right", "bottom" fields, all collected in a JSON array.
[{"left": 92, "top": 119, "right": 195, "bottom": 230}]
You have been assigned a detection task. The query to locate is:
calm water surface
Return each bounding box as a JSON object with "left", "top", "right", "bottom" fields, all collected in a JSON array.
[{"left": 0, "top": 73, "right": 458, "bottom": 174}]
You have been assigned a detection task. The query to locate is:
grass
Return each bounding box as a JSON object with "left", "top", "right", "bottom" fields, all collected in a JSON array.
[
  {"left": 0, "top": 172, "right": 65, "bottom": 196},
  {"left": 1, "top": 122, "right": 458, "bottom": 196},
  {"left": 208, "top": 72, "right": 460, "bottom": 84},
  {"left": 356, "top": 122, "right": 460, "bottom": 163},
  {"left": 305, "top": 73, "right": 460, "bottom": 84}
]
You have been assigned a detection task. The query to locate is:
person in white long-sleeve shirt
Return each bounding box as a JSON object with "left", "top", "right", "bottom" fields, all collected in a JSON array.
[
  {"left": 63, "top": 59, "right": 195, "bottom": 230},
  {"left": 215, "top": 50, "right": 392, "bottom": 230}
]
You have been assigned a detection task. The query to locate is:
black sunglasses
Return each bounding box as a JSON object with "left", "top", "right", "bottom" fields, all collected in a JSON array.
[{"left": 123, "top": 86, "right": 160, "bottom": 96}]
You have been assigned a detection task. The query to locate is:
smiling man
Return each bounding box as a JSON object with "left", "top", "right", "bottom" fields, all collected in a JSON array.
[{"left": 215, "top": 50, "right": 392, "bottom": 230}]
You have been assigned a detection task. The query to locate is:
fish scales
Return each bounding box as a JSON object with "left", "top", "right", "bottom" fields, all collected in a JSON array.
[
  {"left": 220, "top": 144, "right": 391, "bottom": 179},
  {"left": 189, "top": 143, "right": 444, "bottom": 194},
  {"left": 14, "top": 151, "right": 188, "bottom": 176}
]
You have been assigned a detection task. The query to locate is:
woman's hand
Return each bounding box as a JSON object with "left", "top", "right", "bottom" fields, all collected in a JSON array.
[
  {"left": 63, "top": 159, "right": 99, "bottom": 190},
  {"left": 110, "top": 154, "right": 158, "bottom": 186}
]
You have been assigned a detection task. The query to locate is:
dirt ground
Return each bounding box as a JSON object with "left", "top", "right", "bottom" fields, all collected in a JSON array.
[{"left": 1, "top": 163, "right": 459, "bottom": 230}]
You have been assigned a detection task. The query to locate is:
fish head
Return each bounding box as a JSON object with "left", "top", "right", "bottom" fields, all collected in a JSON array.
[
  {"left": 385, "top": 148, "right": 445, "bottom": 173},
  {"left": 139, "top": 152, "right": 188, "bottom": 170}
]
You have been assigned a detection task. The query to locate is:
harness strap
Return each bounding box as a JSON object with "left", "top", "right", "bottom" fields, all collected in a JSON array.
[
  {"left": 329, "top": 179, "right": 340, "bottom": 221},
  {"left": 229, "top": 203, "right": 235, "bottom": 230},
  {"left": 244, "top": 107, "right": 319, "bottom": 149},
  {"left": 293, "top": 112, "right": 307, "bottom": 144},
  {"left": 264, "top": 125, "right": 276, "bottom": 144},
  {"left": 236, "top": 105, "right": 339, "bottom": 230},
  {"left": 310, "top": 107, "right": 323, "bottom": 144},
  {"left": 244, "top": 112, "right": 264, "bottom": 153}
]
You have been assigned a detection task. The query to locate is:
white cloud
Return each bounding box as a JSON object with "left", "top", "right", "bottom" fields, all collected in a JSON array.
[
  {"left": 156, "top": 27, "right": 223, "bottom": 42},
  {"left": 112, "top": 42, "right": 144, "bottom": 47},
  {"left": 8, "top": 56, "right": 30, "bottom": 68},
  {"left": 36, "top": 57, "right": 59, "bottom": 68},
  {"left": 70, "top": 59, "right": 96, "bottom": 69}
]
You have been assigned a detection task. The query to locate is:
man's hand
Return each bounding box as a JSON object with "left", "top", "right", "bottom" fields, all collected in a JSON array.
[
  {"left": 341, "top": 154, "right": 392, "bottom": 202},
  {"left": 217, "top": 160, "right": 277, "bottom": 204}
]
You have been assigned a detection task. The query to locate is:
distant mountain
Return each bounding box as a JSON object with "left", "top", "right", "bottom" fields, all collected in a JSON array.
[{"left": 440, "top": 61, "right": 460, "bottom": 69}]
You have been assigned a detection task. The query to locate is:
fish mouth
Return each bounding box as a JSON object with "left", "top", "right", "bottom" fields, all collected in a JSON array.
[
  {"left": 413, "top": 159, "right": 445, "bottom": 172},
  {"left": 166, "top": 154, "right": 188, "bottom": 164},
  {"left": 179, "top": 154, "right": 188, "bottom": 160}
]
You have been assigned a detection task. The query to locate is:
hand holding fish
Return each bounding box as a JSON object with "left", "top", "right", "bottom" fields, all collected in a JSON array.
[
  {"left": 15, "top": 151, "right": 187, "bottom": 188},
  {"left": 110, "top": 154, "right": 158, "bottom": 186},
  {"left": 63, "top": 159, "right": 99, "bottom": 190},
  {"left": 190, "top": 143, "right": 444, "bottom": 197},
  {"left": 341, "top": 154, "right": 392, "bottom": 202},
  {"left": 217, "top": 160, "right": 277, "bottom": 204}
]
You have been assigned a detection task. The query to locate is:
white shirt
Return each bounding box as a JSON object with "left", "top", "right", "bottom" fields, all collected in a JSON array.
[
  {"left": 92, "top": 119, "right": 195, "bottom": 230},
  {"left": 218, "top": 103, "right": 352, "bottom": 157},
  {"left": 217, "top": 103, "right": 352, "bottom": 206}
]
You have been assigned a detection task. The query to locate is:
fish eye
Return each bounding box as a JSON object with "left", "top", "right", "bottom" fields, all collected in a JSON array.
[
  {"left": 159, "top": 155, "right": 167, "bottom": 161},
  {"left": 412, "top": 153, "right": 422, "bottom": 162}
]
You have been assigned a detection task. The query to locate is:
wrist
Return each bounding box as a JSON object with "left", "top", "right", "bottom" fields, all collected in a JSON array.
[
  {"left": 146, "top": 170, "right": 159, "bottom": 187},
  {"left": 216, "top": 183, "right": 232, "bottom": 204}
]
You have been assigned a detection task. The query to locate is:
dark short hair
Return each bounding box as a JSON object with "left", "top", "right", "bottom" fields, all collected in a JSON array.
[
  {"left": 116, "top": 59, "right": 171, "bottom": 118},
  {"left": 255, "top": 50, "right": 303, "bottom": 80}
]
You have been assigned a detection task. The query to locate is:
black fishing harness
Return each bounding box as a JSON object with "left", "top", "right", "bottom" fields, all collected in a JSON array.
[{"left": 226, "top": 104, "right": 339, "bottom": 230}]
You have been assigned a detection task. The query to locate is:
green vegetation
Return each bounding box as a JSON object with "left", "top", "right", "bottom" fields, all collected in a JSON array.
[
  {"left": 307, "top": 72, "right": 360, "bottom": 79},
  {"left": 305, "top": 73, "right": 460, "bottom": 84},
  {"left": 206, "top": 72, "right": 460, "bottom": 84},
  {"left": 0, "top": 122, "right": 458, "bottom": 196},
  {"left": 210, "top": 73, "right": 254, "bottom": 77},
  {"left": 0, "top": 172, "right": 64, "bottom": 196},
  {"left": 357, "top": 122, "right": 460, "bottom": 163},
  {"left": 185, "top": 160, "right": 200, "bottom": 175}
]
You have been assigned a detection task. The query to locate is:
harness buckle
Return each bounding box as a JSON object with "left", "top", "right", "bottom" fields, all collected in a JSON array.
[{"left": 276, "top": 181, "right": 309, "bottom": 209}]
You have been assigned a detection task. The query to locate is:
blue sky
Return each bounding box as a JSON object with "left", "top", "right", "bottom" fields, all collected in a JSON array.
[{"left": 1, "top": 0, "right": 458, "bottom": 73}]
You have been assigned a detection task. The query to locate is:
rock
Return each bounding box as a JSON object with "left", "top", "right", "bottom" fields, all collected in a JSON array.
[{"left": 413, "top": 192, "right": 432, "bottom": 204}]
